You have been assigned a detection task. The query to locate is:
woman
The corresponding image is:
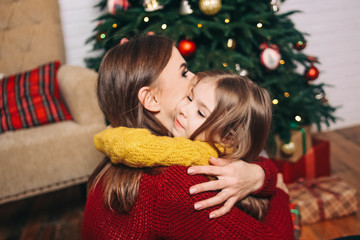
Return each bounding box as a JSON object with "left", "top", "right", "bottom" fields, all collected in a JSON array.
[{"left": 82, "top": 35, "right": 293, "bottom": 239}]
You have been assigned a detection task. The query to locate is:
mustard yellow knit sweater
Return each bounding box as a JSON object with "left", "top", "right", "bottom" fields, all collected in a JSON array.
[{"left": 94, "top": 127, "right": 220, "bottom": 167}]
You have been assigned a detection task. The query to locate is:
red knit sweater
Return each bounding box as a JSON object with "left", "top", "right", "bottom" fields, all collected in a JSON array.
[{"left": 82, "top": 165, "right": 294, "bottom": 239}]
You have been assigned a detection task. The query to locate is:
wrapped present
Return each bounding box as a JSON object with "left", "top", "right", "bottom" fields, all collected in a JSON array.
[
  {"left": 270, "top": 125, "right": 312, "bottom": 163},
  {"left": 287, "top": 176, "right": 358, "bottom": 225},
  {"left": 273, "top": 138, "right": 330, "bottom": 183},
  {"left": 289, "top": 202, "right": 301, "bottom": 240}
]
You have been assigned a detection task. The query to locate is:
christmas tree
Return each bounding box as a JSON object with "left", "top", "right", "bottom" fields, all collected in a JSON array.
[{"left": 85, "top": 0, "right": 337, "bottom": 154}]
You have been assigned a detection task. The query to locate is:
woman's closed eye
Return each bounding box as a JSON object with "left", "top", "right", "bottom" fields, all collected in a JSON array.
[
  {"left": 187, "top": 96, "right": 193, "bottom": 102},
  {"left": 182, "top": 69, "right": 189, "bottom": 77}
]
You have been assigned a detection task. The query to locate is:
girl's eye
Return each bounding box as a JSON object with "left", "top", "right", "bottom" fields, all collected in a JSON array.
[
  {"left": 198, "top": 110, "right": 206, "bottom": 118},
  {"left": 182, "top": 70, "right": 189, "bottom": 77},
  {"left": 187, "top": 96, "right": 193, "bottom": 102}
]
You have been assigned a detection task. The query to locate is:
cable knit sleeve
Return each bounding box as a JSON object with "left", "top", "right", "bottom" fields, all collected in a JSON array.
[
  {"left": 252, "top": 156, "right": 278, "bottom": 197},
  {"left": 94, "top": 127, "right": 278, "bottom": 197},
  {"left": 94, "top": 127, "right": 218, "bottom": 167},
  {"left": 159, "top": 166, "right": 294, "bottom": 240}
]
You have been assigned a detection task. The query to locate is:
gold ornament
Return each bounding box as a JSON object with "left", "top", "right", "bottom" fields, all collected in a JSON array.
[
  {"left": 281, "top": 142, "right": 296, "bottom": 156},
  {"left": 227, "top": 38, "right": 236, "bottom": 50},
  {"left": 180, "top": 0, "right": 193, "bottom": 15},
  {"left": 199, "top": 0, "right": 221, "bottom": 16},
  {"left": 144, "top": 0, "right": 163, "bottom": 12},
  {"left": 320, "top": 96, "right": 328, "bottom": 104}
]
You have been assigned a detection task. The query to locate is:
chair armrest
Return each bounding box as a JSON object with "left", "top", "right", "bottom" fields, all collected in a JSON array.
[{"left": 57, "top": 65, "right": 105, "bottom": 125}]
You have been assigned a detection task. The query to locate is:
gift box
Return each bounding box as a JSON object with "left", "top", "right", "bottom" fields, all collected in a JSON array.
[
  {"left": 287, "top": 176, "right": 358, "bottom": 225},
  {"left": 273, "top": 138, "right": 330, "bottom": 183},
  {"left": 270, "top": 125, "right": 312, "bottom": 163}
]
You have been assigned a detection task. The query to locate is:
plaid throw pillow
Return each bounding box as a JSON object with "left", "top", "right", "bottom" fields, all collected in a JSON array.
[{"left": 0, "top": 61, "right": 72, "bottom": 133}]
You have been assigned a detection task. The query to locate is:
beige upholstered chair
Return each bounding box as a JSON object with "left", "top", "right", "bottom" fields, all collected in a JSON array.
[{"left": 0, "top": 0, "right": 106, "bottom": 204}]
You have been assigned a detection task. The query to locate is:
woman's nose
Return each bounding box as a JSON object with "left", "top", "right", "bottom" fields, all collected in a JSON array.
[{"left": 188, "top": 71, "right": 195, "bottom": 79}]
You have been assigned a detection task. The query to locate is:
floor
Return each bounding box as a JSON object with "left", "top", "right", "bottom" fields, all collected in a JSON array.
[
  {"left": 0, "top": 125, "right": 359, "bottom": 240},
  {"left": 0, "top": 184, "right": 85, "bottom": 240},
  {"left": 300, "top": 125, "right": 360, "bottom": 239}
]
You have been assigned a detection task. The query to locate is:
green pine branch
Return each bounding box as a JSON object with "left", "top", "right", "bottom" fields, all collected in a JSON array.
[{"left": 85, "top": 0, "right": 338, "bottom": 151}]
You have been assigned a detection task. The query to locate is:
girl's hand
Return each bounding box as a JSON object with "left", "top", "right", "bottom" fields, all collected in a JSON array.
[
  {"left": 187, "top": 157, "right": 265, "bottom": 219},
  {"left": 276, "top": 173, "right": 289, "bottom": 194}
]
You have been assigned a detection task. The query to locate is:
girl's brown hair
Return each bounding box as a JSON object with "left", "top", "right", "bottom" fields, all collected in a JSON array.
[
  {"left": 190, "top": 70, "right": 273, "bottom": 220},
  {"left": 88, "top": 35, "right": 173, "bottom": 213}
]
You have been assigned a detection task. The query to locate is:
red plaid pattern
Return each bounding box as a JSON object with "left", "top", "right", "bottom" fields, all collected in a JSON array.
[
  {"left": 288, "top": 176, "right": 358, "bottom": 224},
  {"left": 0, "top": 61, "right": 72, "bottom": 133}
]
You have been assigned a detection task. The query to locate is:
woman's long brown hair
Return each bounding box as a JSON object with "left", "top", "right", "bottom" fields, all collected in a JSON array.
[
  {"left": 190, "top": 70, "right": 273, "bottom": 221},
  {"left": 88, "top": 35, "right": 173, "bottom": 213}
]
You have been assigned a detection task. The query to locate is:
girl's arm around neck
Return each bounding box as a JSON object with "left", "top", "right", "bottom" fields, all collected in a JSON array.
[{"left": 94, "top": 126, "right": 218, "bottom": 167}]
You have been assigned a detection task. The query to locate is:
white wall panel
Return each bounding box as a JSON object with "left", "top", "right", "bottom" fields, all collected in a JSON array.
[
  {"left": 58, "top": 0, "right": 360, "bottom": 131},
  {"left": 58, "top": 0, "right": 101, "bottom": 67},
  {"left": 280, "top": 0, "right": 360, "bottom": 131}
]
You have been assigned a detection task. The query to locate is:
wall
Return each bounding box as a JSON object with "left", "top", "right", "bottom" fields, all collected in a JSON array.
[
  {"left": 280, "top": 0, "right": 360, "bottom": 131},
  {"left": 58, "top": 0, "right": 101, "bottom": 67},
  {"left": 58, "top": 0, "right": 360, "bottom": 131}
]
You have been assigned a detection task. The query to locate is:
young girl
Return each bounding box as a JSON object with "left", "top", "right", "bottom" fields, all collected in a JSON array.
[{"left": 94, "top": 70, "right": 273, "bottom": 220}]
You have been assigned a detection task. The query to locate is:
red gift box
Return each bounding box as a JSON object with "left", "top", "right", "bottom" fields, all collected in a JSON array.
[{"left": 273, "top": 138, "right": 330, "bottom": 183}]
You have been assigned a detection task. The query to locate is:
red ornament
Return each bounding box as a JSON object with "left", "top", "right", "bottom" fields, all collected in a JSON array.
[
  {"left": 107, "top": 0, "right": 130, "bottom": 15},
  {"left": 178, "top": 39, "right": 196, "bottom": 58},
  {"left": 305, "top": 65, "right": 320, "bottom": 81},
  {"left": 259, "top": 42, "right": 281, "bottom": 70},
  {"left": 96, "top": 31, "right": 107, "bottom": 42},
  {"left": 294, "top": 40, "right": 306, "bottom": 50}
]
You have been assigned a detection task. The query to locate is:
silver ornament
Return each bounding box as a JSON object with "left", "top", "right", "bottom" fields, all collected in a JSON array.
[
  {"left": 180, "top": 0, "right": 193, "bottom": 15},
  {"left": 270, "top": 0, "right": 281, "bottom": 12}
]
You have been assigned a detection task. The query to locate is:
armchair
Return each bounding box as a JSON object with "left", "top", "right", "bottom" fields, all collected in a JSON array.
[{"left": 0, "top": 0, "right": 106, "bottom": 204}]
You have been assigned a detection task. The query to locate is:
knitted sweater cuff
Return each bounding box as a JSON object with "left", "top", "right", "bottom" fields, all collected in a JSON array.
[{"left": 252, "top": 156, "right": 278, "bottom": 197}]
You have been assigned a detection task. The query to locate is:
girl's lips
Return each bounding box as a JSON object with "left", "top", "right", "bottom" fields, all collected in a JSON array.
[{"left": 175, "top": 119, "right": 184, "bottom": 129}]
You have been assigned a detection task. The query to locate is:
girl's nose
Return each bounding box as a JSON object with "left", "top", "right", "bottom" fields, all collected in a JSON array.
[
  {"left": 178, "top": 103, "right": 188, "bottom": 118},
  {"left": 179, "top": 107, "right": 187, "bottom": 118}
]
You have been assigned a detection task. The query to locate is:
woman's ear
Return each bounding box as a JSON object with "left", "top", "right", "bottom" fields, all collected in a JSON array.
[{"left": 138, "top": 86, "right": 161, "bottom": 112}]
